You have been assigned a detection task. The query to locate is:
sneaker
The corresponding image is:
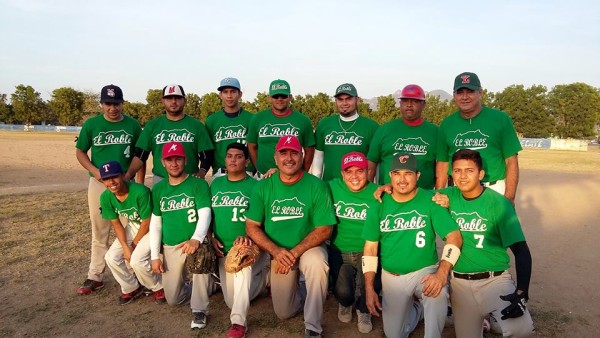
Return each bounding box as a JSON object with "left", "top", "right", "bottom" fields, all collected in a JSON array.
[
  {"left": 191, "top": 311, "right": 207, "bottom": 329},
  {"left": 226, "top": 324, "right": 247, "bottom": 338},
  {"left": 118, "top": 287, "right": 143, "bottom": 305},
  {"left": 77, "top": 279, "right": 104, "bottom": 295},
  {"left": 152, "top": 288, "right": 167, "bottom": 304},
  {"left": 141, "top": 286, "right": 153, "bottom": 297},
  {"left": 357, "top": 310, "right": 373, "bottom": 333},
  {"left": 338, "top": 304, "right": 352, "bottom": 323},
  {"left": 305, "top": 329, "right": 321, "bottom": 338}
]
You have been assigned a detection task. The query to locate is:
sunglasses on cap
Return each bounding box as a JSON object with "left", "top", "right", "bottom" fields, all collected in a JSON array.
[{"left": 271, "top": 94, "right": 289, "bottom": 99}]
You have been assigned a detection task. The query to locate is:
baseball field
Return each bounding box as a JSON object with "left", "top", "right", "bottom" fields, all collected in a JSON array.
[{"left": 0, "top": 130, "right": 598, "bottom": 337}]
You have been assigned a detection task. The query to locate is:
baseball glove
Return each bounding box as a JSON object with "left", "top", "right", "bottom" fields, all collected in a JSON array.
[
  {"left": 225, "top": 242, "right": 260, "bottom": 273},
  {"left": 185, "top": 237, "right": 217, "bottom": 274}
]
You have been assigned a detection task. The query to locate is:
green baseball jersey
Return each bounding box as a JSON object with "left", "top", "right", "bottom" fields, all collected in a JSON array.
[
  {"left": 439, "top": 186, "right": 526, "bottom": 273},
  {"left": 245, "top": 172, "right": 336, "bottom": 249},
  {"left": 436, "top": 106, "right": 522, "bottom": 182},
  {"left": 75, "top": 114, "right": 142, "bottom": 175},
  {"left": 152, "top": 175, "right": 212, "bottom": 246},
  {"left": 100, "top": 182, "right": 152, "bottom": 233},
  {"left": 205, "top": 109, "right": 255, "bottom": 172},
  {"left": 315, "top": 115, "right": 379, "bottom": 181},
  {"left": 210, "top": 175, "right": 257, "bottom": 253},
  {"left": 367, "top": 119, "right": 438, "bottom": 189},
  {"left": 362, "top": 189, "right": 458, "bottom": 275},
  {"left": 328, "top": 178, "right": 380, "bottom": 252},
  {"left": 136, "top": 114, "right": 214, "bottom": 178},
  {"left": 246, "top": 109, "right": 316, "bottom": 174}
]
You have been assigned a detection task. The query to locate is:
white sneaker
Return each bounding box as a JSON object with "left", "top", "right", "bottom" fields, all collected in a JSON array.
[
  {"left": 191, "top": 311, "right": 207, "bottom": 329},
  {"left": 357, "top": 310, "right": 372, "bottom": 333},
  {"left": 338, "top": 304, "right": 352, "bottom": 323}
]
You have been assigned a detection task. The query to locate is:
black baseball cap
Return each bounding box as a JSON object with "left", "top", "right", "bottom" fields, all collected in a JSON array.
[{"left": 100, "top": 84, "right": 124, "bottom": 104}]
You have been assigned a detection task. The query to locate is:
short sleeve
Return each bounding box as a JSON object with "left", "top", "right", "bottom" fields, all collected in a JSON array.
[
  {"left": 100, "top": 191, "right": 118, "bottom": 220},
  {"left": 362, "top": 201, "right": 382, "bottom": 242},
  {"left": 244, "top": 181, "right": 266, "bottom": 223}
]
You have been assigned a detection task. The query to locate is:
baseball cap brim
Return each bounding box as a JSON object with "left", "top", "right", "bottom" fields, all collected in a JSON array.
[
  {"left": 454, "top": 84, "right": 480, "bottom": 92},
  {"left": 100, "top": 98, "right": 124, "bottom": 103}
]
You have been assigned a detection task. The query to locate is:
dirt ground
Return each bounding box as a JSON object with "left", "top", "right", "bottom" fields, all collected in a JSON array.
[{"left": 0, "top": 131, "right": 599, "bottom": 337}]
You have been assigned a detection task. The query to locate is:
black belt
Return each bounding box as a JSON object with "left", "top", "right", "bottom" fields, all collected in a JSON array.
[
  {"left": 453, "top": 270, "right": 504, "bottom": 280},
  {"left": 483, "top": 180, "right": 498, "bottom": 186}
]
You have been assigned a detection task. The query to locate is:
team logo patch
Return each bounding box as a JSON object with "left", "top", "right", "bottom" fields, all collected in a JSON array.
[
  {"left": 107, "top": 88, "right": 115, "bottom": 97},
  {"left": 258, "top": 123, "right": 300, "bottom": 138},
  {"left": 337, "top": 85, "right": 352, "bottom": 94},
  {"left": 212, "top": 191, "right": 249, "bottom": 207},
  {"left": 154, "top": 129, "right": 195, "bottom": 144},
  {"left": 393, "top": 137, "right": 429, "bottom": 155},
  {"left": 335, "top": 201, "right": 369, "bottom": 220},
  {"left": 461, "top": 75, "right": 471, "bottom": 84},
  {"left": 214, "top": 125, "right": 247, "bottom": 142},
  {"left": 93, "top": 130, "right": 133, "bottom": 146},
  {"left": 160, "top": 193, "right": 196, "bottom": 212},
  {"left": 270, "top": 197, "right": 305, "bottom": 222},
  {"left": 271, "top": 83, "right": 288, "bottom": 91},
  {"left": 379, "top": 210, "right": 428, "bottom": 232},
  {"left": 324, "top": 131, "right": 363, "bottom": 146},
  {"left": 452, "top": 129, "right": 489, "bottom": 150},
  {"left": 451, "top": 211, "right": 488, "bottom": 232}
]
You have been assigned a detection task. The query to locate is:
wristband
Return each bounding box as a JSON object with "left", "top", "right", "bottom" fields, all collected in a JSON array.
[
  {"left": 441, "top": 244, "right": 461, "bottom": 266},
  {"left": 362, "top": 255, "right": 378, "bottom": 273}
]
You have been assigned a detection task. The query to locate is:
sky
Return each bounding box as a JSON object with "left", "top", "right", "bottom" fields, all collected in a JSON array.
[{"left": 1, "top": 0, "right": 599, "bottom": 103}]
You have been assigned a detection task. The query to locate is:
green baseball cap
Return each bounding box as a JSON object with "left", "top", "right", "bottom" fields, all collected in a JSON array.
[
  {"left": 389, "top": 153, "right": 418, "bottom": 173},
  {"left": 453, "top": 72, "right": 482, "bottom": 92},
  {"left": 269, "top": 79, "right": 291, "bottom": 96},
  {"left": 334, "top": 83, "right": 358, "bottom": 97}
]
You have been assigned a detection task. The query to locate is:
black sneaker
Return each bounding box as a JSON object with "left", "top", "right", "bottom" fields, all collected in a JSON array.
[
  {"left": 305, "top": 329, "right": 321, "bottom": 338},
  {"left": 77, "top": 279, "right": 104, "bottom": 295},
  {"left": 118, "top": 287, "right": 143, "bottom": 305},
  {"left": 191, "top": 311, "right": 207, "bottom": 329}
]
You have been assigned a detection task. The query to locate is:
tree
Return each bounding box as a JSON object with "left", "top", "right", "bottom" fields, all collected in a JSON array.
[
  {"left": 423, "top": 94, "right": 454, "bottom": 125},
  {"left": 374, "top": 95, "right": 398, "bottom": 124},
  {"left": 199, "top": 92, "right": 221, "bottom": 122},
  {"left": 493, "top": 84, "right": 553, "bottom": 137},
  {"left": 548, "top": 83, "right": 600, "bottom": 138},
  {"left": 123, "top": 101, "right": 147, "bottom": 123},
  {"left": 301, "top": 93, "right": 335, "bottom": 127},
  {"left": 11, "top": 85, "right": 48, "bottom": 124},
  {"left": 49, "top": 87, "right": 84, "bottom": 126},
  {"left": 0, "top": 93, "right": 13, "bottom": 123},
  {"left": 185, "top": 93, "right": 202, "bottom": 120},
  {"left": 143, "top": 89, "right": 164, "bottom": 125},
  {"left": 252, "top": 92, "right": 271, "bottom": 112}
]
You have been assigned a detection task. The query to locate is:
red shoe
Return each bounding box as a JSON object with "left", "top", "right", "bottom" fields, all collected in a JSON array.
[
  {"left": 226, "top": 324, "right": 247, "bottom": 338},
  {"left": 153, "top": 288, "right": 167, "bottom": 304},
  {"left": 118, "top": 287, "right": 143, "bottom": 305},
  {"left": 77, "top": 279, "right": 104, "bottom": 295}
]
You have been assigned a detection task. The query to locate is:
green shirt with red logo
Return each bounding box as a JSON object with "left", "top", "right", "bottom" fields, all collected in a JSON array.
[
  {"left": 245, "top": 172, "right": 336, "bottom": 249},
  {"left": 328, "top": 178, "right": 380, "bottom": 252},
  {"left": 362, "top": 189, "right": 458, "bottom": 275},
  {"left": 315, "top": 115, "right": 379, "bottom": 181},
  {"left": 439, "top": 186, "right": 526, "bottom": 273},
  {"left": 436, "top": 106, "right": 522, "bottom": 182},
  {"left": 246, "top": 110, "right": 315, "bottom": 175},
  {"left": 75, "top": 114, "right": 142, "bottom": 175},
  {"left": 205, "top": 109, "right": 255, "bottom": 172},
  {"left": 152, "top": 175, "right": 211, "bottom": 246},
  {"left": 367, "top": 119, "right": 438, "bottom": 189},
  {"left": 210, "top": 175, "right": 257, "bottom": 253},
  {"left": 100, "top": 181, "right": 152, "bottom": 234},
  {"left": 136, "top": 114, "right": 214, "bottom": 178}
]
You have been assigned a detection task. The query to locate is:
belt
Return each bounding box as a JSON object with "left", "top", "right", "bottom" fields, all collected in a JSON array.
[
  {"left": 482, "top": 180, "right": 498, "bottom": 187},
  {"left": 453, "top": 270, "right": 504, "bottom": 280}
]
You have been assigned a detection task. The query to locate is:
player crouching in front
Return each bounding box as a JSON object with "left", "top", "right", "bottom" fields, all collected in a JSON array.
[
  {"left": 149, "top": 141, "right": 215, "bottom": 329},
  {"left": 99, "top": 161, "right": 165, "bottom": 305},
  {"left": 362, "top": 153, "right": 463, "bottom": 338},
  {"left": 439, "top": 149, "right": 535, "bottom": 337}
]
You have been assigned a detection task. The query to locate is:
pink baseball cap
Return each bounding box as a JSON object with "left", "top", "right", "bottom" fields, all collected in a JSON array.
[
  {"left": 275, "top": 135, "right": 302, "bottom": 152},
  {"left": 162, "top": 141, "right": 186, "bottom": 159},
  {"left": 342, "top": 152, "right": 367, "bottom": 170}
]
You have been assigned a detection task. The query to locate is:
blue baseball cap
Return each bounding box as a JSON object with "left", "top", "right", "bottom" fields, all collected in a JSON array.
[
  {"left": 218, "top": 77, "right": 241, "bottom": 91},
  {"left": 99, "top": 161, "right": 123, "bottom": 180}
]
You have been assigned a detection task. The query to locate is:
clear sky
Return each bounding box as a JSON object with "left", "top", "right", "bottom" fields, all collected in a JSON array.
[{"left": 1, "top": 0, "right": 598, "bottom": 103}]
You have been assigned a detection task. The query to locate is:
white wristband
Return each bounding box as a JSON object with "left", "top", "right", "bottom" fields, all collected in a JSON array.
[
  {"left": 362, "top": 255, "right": 378, "bottom": 273},
  {"left": 441, "top": 244, "right": 461, "bottom": 266}
]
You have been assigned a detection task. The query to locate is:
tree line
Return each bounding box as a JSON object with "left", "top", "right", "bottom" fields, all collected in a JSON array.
[{"left": 1, "top": 82, "right": 599, "bottom": 139}]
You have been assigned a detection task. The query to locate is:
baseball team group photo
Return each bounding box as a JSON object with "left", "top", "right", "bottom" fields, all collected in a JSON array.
[{"left": 2, "top": 71, "right": 600, "bottom": 338}]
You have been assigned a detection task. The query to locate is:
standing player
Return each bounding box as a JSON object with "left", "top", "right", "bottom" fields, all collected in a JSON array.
[
  {"left": 75, "top": 84, "right": 142, "bottom": 295},
  {"left": 211, "top": 143, "right": 269, "bottom": 338},
  {"left": 328, "top": 152, "right": 380, "bottom": 333},
  {"left": 367, "top": 84, "right": 438, "bottom": 189},
  {"left": 245, "top": 136, "right": 336, "bottom": 338},
  {"left": 247, "top": 79, "right": 315, "bottom": 178},
  {"left": 439, "top": 149, "right": 534, "bottom": 337},
  {"left": 205, "top": 78, "right": 255, "bottom": 179},
  {"left": 149, "top": 141, "right": 214, "bottom": 329},
  {"left": 311, "top": 83, "right": 378, "bottom": 181},
  {"left": 362, "top": 153, "right": 463, "bottom": 338},
  {"left": 436, "top": 72, "right": 522, "bottom": 203},
  {"left": 99, "top": 161, "right": 165, "bottom": 305},
  {"left": 125, "top": 84, "right": 214, "bottom": 184}
]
